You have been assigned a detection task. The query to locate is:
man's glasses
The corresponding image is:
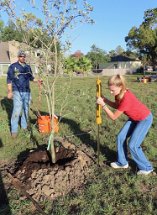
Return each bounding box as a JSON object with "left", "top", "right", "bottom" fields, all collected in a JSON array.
[{"left": 19, "top": 56, "right": 26, "bottom": 58}]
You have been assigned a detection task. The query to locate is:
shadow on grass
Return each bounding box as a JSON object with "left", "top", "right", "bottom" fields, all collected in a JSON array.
[
  {"left": 28, "top": 116, "right": 40, "bottom": 148},
  {"left": 0, "top": 138, "right": 12, "bottom": 215},
  {"left": 1, "top": 97, "right": 13, "bottom": 131},
  {"left": 0, "top": 139, "right": 3, "bottom": 148},
  {"left": 60, "top": 117, "right": 117, "bottom": 164}
]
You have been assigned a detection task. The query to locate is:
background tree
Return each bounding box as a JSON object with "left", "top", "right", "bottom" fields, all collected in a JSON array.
[
  {"left": 0, "top": 19, "right": 22, "bottom": 42},
  {"left": 108, "top": 46, "right": 125, "bottom": 58},
  {"left": 64, "top": 56, "right": 77, "bottom": 74},
  {"left": 108, "top": 46, "right": 139, "bottom": 60},
  {"left": 124, "top": 50, "right": 139, "bottom": 59},
  {"left": 86, "top": 44, "right": 109, "bottom": 70},
  {"left": 71, "top": 50, "right": 84, "bottom": 59},
  {"left": 115, "top": 45, "right": 125, "bottom": 55},
  {"left": 0, "top": 19, "right": 4, "bottom": 40},
  {"left": 76, "top": 56, "right": 92, "bottom": 74},
  {"left": 64, "top": 55, "right": 92, "bottom": 74},
  {"left": 125, "top": 8, "right": 157, "bottom": 69},
  {"left": 108, "top": 49, "right": 116, "bottom": 58}
]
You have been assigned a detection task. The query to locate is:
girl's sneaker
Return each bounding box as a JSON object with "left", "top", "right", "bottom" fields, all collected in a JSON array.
[
  {"left": 110, "top": 162, "right": 129, "bottom": 169},
  {"left": 137, "top": 170, "right": 153, "bottom": 175}
]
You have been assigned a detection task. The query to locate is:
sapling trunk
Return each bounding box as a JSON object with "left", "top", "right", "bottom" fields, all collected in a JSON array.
[{"left": 50, "top": 82, "right": 56, "bottom": 163}]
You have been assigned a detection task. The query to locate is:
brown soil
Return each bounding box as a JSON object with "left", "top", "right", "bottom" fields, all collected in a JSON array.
[{"left": 5, "top": 138, "right": 95, "bottom": 201}]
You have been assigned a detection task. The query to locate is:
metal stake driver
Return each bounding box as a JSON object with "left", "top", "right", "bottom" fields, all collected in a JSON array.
[{"left": 96, "top": 78, "right": 102, "bottom": 165}]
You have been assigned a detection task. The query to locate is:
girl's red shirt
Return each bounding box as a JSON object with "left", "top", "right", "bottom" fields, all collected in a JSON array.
[{"left": 117, "top": 90, "right": 150, "bottom": 121}]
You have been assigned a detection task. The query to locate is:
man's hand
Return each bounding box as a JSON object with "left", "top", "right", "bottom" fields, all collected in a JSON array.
[
  {"left": 7, "top": 83, "right": 13, "bottom": 99},
  {"left": 7, "top": 91, "right": 13, "bottom": 99},
  {"left": 33, "top": 79, "right": 43, "bottom": 85},
  {"left": 38, "top": 79, "right": 43, "bottom": 85}
]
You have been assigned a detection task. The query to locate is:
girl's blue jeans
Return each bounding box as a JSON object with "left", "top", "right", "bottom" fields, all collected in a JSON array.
[
  {"left": 11, "top": 91, "right": 31, "bottom": 133},
  {"left": 116, "top": 113, "right": 153, "bottom": 171}
]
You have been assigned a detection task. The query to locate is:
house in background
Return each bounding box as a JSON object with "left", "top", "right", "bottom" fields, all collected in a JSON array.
[
  {"left": 95, "top": 55, "right": 142, "bottom": 76},
  {"left": 0, "top": 41, "right": 39, "bottom": 75},
  {"left": 0, "top": 41, "right": 11, "bottom": 75},
  {"left": 110, "top": 55, "right": 142, "bottom": 70}
]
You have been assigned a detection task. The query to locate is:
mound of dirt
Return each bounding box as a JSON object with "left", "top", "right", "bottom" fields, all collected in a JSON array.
[{"left": 11, "top": 138, "right": 95, "bottom": 201}]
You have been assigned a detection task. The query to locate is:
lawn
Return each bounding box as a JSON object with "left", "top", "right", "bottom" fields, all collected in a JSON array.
[{"left": 0, "top": 75, "right": 157, "bottom": 215}]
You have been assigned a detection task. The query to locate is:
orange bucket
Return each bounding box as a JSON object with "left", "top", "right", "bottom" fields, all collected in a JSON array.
[{"left": 37, "top": 115, "right": 59, "bottom": 133}]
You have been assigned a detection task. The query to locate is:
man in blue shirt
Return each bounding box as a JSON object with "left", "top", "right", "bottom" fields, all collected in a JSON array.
[{"left": 7, "top": 50, "right": 36, "bottom": 138}]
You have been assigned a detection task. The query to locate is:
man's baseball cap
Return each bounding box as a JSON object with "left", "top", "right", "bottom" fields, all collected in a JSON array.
[{"left": 17, "top": 50, "right": 26, "bottom": 57}]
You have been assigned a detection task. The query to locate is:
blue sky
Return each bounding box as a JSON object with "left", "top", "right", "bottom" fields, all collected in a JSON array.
[
  {"left": 1, "top": 0, "right": 156, "bottom": 55},
  {"left": 68, "top": 0, "right": 157, "bottom": 54}
]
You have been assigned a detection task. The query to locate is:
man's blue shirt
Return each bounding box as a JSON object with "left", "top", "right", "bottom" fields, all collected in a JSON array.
[{"left": 7, "top": 61, "right": 34, "bottom": 92}]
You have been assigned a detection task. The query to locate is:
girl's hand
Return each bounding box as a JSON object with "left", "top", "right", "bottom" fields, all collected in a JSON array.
[
  {"left": 96, "top": 97, "right": 105, "bottom": 107},
  {"left": 101, "top": 95, "right": 106, "bottom": 102}
]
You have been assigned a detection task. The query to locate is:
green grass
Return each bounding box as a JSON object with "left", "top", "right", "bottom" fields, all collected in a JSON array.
[{"left": 0, "top": 75, "right": 157, "bottom": 215}]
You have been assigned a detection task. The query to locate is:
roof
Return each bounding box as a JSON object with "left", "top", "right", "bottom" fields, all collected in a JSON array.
[{"left": 111, "top": 55, "right": 137, "bottom": 62}]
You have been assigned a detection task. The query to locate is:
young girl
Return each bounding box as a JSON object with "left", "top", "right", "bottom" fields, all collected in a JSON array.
[{"left": 97, "top": 74, "right": 153, "bottom": 175}]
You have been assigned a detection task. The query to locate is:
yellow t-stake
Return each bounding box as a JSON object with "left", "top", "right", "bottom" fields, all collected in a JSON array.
[
  {"left": 96, "top": 78, "right": 102, "bottom": 125},
  {"left": 96, "top": 78, "right": 102, "bottom": 165}
]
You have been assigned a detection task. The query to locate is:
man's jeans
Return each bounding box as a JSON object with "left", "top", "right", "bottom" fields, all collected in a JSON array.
[
  {"left": 116, "top": 113, "right": 153, "bottom": 171},
  {"left": 11, "top": 91, "right": 31, "bottom": 133}
]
